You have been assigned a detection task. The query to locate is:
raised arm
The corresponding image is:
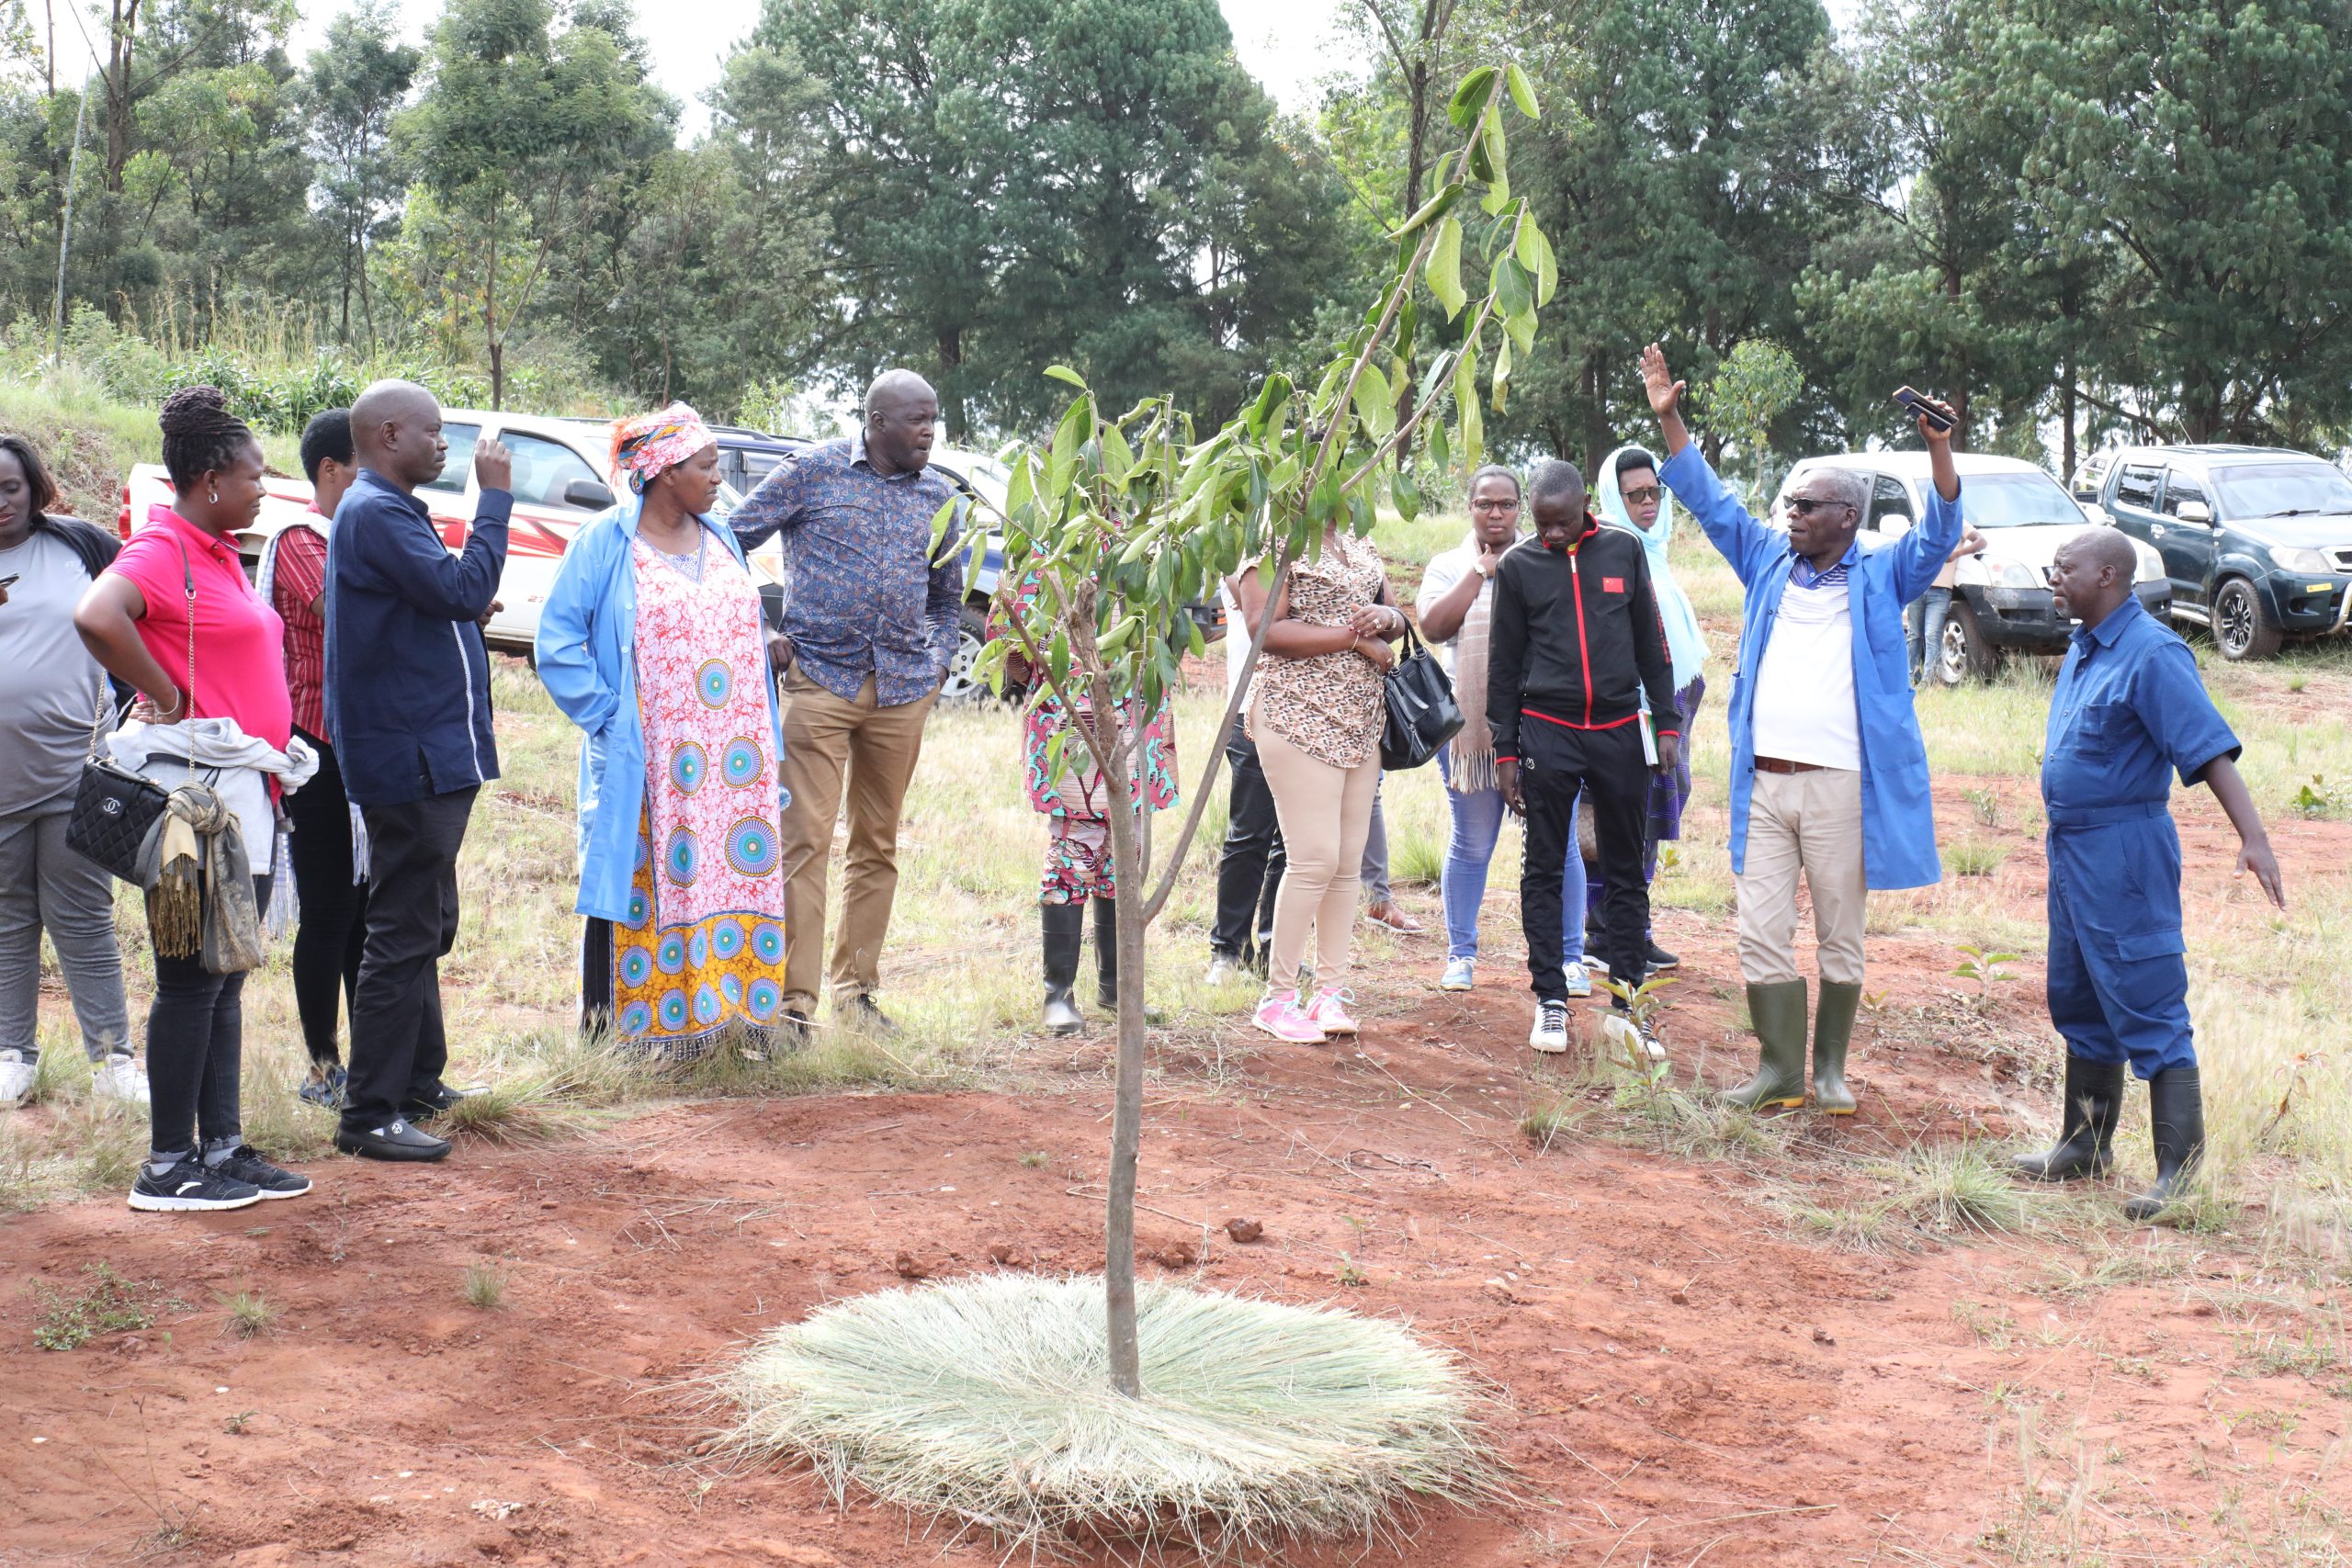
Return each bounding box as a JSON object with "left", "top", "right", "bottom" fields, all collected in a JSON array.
[
  {"left": 350, "top": 490, "right": 510, "bottom": 622},
  {"left": 1887, "top": 393, "right": 1966, "bottom": 604},
  {"left": 1641, "top": 343, "right": 1781, "bottom": 586}
]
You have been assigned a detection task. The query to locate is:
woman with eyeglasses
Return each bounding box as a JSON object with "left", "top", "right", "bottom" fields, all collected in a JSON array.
[
  {"left": 1413, "top": 465, "right": 1591, "bottom": 994},
  {"left": 1588, "top": 445, "right": 1710, "bottom": 976}
]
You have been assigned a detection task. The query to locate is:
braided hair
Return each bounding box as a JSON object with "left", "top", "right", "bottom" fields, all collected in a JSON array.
[{"left": 158, "top": 386, "right": 257, "bottom": 492}]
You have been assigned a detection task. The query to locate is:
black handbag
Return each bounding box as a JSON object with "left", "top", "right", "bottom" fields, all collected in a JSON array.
[
  {"left": 1379, "top": 623, "right": 1465, "bottom": 771},
  {"left": 66, "top": 538, "right": 196, "bottom": 881}
]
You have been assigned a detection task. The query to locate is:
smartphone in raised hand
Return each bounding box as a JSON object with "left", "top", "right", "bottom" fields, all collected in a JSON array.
[{"left": 1893, "top": 386, "right": 1954, "bottom": 433}]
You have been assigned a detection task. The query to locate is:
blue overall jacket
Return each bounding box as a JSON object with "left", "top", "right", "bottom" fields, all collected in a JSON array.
[
  {"left": 1660, "top": 446, "right": 1962, "bottom": 891},
  {"left": 534, "top": 499, "right": 786, "bottom": 923}
]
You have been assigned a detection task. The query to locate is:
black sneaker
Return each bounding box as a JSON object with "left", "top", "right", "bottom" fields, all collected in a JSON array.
[
  {"left": 1645, "top": 941, "right": 1680, "bottom": 970},
  {"left": 334, "top": 1118, "right": 452, "bottom": 1162},
  {"left": 401, "top": 1081, "right": 484, "bottom": 1122},
  {"left": 209, "top": 1145, "right": 311, "bottom": 1200},
  {"left": 844, "top": 995, "right": 899, "bottom": 1037},
  {"left": 128, "top": 1156, "right": 263, "bottom": 1213}
]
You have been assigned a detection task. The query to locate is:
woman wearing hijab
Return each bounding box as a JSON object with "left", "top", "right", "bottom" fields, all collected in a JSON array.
[
  {"left": 1591, "top": 444, "right": 1709, "bottom": 971},
  {"left": 537, "top": 405, "right": 793, "bottom": 1056}
]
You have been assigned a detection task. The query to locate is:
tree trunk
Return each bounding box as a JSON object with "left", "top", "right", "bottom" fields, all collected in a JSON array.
[
  {"left": 1080, "top": 649, "right": 1147, "bottom": 1399},
  {"left": 486, "top": 215, "right": 503, "bottom": 411},
  {"left": 2060, "top": 363, "right": 2076, "bottom": 482}
]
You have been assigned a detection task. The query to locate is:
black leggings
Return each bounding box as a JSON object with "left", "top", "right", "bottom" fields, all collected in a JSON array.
[
  {"left": 147, "top": 874, "right": 269, "bottom": 1156},
  {"left": 286, "top": 729, "right": 368, "bottom": 1067}
]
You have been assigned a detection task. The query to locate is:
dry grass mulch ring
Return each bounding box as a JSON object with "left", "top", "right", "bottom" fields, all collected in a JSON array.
[{"left": 711, "top": 1274, "right": 1499, "bottom": 1558}]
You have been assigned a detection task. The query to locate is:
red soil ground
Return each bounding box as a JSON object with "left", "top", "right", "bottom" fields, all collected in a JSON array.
[{"left": 5, "top": 784, "right": 2346, "bottom": 1567}]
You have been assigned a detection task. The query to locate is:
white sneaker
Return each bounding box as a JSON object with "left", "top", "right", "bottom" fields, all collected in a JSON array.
[
  {"left": 1562, "top": 961, "right": 1592, "bottom": 998},
  {"left": 0, "top": 1050, "right": 33, "bottom": 1107},
  {"left": 1440, "top": 957, "right": 1475, "bottom": 991},
  {"left": 1529, "top": 1000, "right": 1570, "bottom": 1054},
  {"left": 91, "top": 1053, "right": 151, "bottom": 1106},
  {"left": 1204, "top": 955, "right": 1246, "bottom": 987},
  {"left": 1601, "top": 1010, "right": 1666, "bottom": 1063}
]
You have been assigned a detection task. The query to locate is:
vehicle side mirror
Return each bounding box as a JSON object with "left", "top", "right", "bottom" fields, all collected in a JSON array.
[
  {"left": 2175, "top": 499, "right": 2213, "bottom": 525},
  {"left": 562, "top": 478, "right": 616, "bottom": 510}
]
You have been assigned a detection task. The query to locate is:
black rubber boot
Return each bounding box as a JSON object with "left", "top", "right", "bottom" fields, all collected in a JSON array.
[
  {"left": 1093, "top": 898, "right": 1161, "bottom": 1023},
  {"left": 2014, "top": 1055, "right": 2123, "bottom": 1180},
  {"left": 1811, "top": 980, "right": 1862, "bottom": 1114},
  {"left": 1041, "top": 902, "right": 1085, "bottom": 1036},
  {"left": 2125, "top": 1066, "right": 2205, "bottom": 1222},
  {"left": 1723, "top": 980, "right": 1808, "bottom": 1111}
]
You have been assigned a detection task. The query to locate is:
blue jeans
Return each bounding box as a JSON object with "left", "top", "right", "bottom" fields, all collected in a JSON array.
[
  {"left": 1906, "top": 584, "right": 1953, "bottom": 686},
  {"left": 1439, "top": 752, "right": 1584, "bottom": 964}
]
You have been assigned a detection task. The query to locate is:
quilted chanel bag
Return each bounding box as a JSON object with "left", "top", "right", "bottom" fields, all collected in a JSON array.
[{"left": 66, "top": 540, "right": 195, "bottom": 881}]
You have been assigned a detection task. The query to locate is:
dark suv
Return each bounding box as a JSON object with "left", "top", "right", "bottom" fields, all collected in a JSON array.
[{"left": 2097, "top": 446, "right": 2352, "bottom": 660}]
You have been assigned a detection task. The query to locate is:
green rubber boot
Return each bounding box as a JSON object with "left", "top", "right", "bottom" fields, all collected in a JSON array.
[
  {"left": 1723, "top": 980, "right": 1809, "bottom": 1111},
  {"left": 1811, "top": 980, "right": 1862, "bottom": 1115}
]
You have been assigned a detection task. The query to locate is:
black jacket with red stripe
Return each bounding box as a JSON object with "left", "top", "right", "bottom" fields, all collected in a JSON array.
[{"left": 1486, "top": 518, "right": 1679, "bottom": 762}]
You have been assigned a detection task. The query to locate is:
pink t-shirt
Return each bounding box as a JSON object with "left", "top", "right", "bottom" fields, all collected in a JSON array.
[{"left": 108, "top": 504, "right": 293, "bottom": 752}]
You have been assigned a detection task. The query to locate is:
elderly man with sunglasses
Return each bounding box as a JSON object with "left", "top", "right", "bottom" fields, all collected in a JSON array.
[{"left": 1638, "top": 344, "right": 1963, "bottom": 1116}]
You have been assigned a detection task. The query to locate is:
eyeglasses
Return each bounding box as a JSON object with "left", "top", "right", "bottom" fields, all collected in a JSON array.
[
  {"left": 1620, "top": 485, "right": 1662, "bottom": 505},
  {"left": 1470, "top": 498, "right": 1521, "bottom": 513},
  {"left": 1786, "top": 497, "right": 1852, "bottom": 517}
]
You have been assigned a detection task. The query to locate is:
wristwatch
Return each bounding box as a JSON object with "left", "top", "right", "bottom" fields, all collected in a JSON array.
[{"left": 1474, "top": 558, "right": 1495, "bottom": 579}]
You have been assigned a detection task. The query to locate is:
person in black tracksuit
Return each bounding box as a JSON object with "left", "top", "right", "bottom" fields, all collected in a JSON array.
[{"left": 1489, "top": 460, "right": 1682, "bottom": 1053}]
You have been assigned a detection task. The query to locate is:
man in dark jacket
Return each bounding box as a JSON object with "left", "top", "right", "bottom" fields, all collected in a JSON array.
[
  {"left": 1490, "top": 459, "right": 1681, "bottom": 1058},
  {"left": 324, "top": 380, "right": 510, "bottom": 1162}
]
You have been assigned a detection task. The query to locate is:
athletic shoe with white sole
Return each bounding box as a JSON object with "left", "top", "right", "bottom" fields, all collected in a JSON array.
[
  {"left": 1440, "top": 957, "right": 1475, "bottom": 991},
  {"left": 90, "top": 1052, "right": 150, "bottom": 1105},
  {"left": 1251, "top": 990, "right": 1327, "bottom": 1043},
  {"left": 0, "top": 1049, "right": 32, "bottom": 1107},
  {"left": 1529, "top": 999, "right": 1570, "bottom": 1054},
  {"left": 1306, "top": 987, "right": 1360, "bottom": 1036},
  {"left": 1562, "top": 961, "right": 1592, "bottom": 998},
  {"left": 1600, "top": 1010, "right": 1666, "bottom": 1063},
  {"left": 209, "top": 1145, "right": 311, "bottom": 1200},
  {"left": 128, "top": 1156, "right": 263, "bottom": 1213},
  {"left": 1204, "top": 954, "right": 1248, "bottom": 987}
]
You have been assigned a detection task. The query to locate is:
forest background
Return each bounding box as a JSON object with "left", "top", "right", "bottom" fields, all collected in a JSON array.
[{"left": 5, "top": 0, "right": 2352, "bottom": 491}]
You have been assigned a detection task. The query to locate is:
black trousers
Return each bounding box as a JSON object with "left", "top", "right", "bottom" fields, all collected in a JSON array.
[
  {"left": 1521, "top": 723, "right": 1649, "bottom": 1004},
  {"left": 344, "top": 787, "right": 476, "bottom": 1133},
  {"left": 147, "top": 874, "right": 269, "bottom": 1156},
  {"left": 1209, "top": 716, "right": 1286, "bottom": 963},
  {"left": 286, "top": 728, "right": 368, "bottom": 1068}
]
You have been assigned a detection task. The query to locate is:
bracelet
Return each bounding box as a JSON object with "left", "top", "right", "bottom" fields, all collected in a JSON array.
[{"left": 153, "top": 686, "right": 186, "bottom": 720}]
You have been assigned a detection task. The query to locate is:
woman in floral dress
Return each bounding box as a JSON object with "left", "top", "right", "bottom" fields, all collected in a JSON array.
[{"left": 537, "top": 404, "right": 792, "bottom": 1055}]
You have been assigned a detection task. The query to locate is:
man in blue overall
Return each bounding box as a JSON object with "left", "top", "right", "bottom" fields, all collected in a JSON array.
[
  {"left": 2017, "top": 528, "right": 2283, "bottom": 1220},
  {"left": 1638, "top": 344, "right": 1962, "bottom": 1114}
]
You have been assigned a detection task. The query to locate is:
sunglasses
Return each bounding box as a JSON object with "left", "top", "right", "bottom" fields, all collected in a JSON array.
[
  {"left": 1786, "top": 497, "right": 1852, "bottom": 517},
  {"left": 1620, "top": 485, "right": 1662, "bottom": 505}
]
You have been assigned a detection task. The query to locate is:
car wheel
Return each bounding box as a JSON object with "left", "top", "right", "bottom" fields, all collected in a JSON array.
[
  {"left": 1940, "top": 601, "right": 2003, "bottom": 684},
  {"left": 936, "top": 604, "right": 993, "bottom": 705},
  {"left": 2211, "top": 577, "right": 2282, "bottom": 660}
]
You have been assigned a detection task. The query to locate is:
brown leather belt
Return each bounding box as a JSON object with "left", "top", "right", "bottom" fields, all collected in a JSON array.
[{"left": 1754, "top": 756, "right": 1827, "bottom": 774}]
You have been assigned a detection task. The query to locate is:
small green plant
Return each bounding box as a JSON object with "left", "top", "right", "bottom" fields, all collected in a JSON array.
[
  {"left": 461, "top": 1262, "right": 507, "bottom": 1310},
  {"left": 1655, "top": 844, "right": 1680, "bottom": 874},
  {"left": 1599, "top": 970, "right": 1679, "bottom": 1082},
  {"left": 1519, "top": 1098, "right": 1583, "bottom": 1150},
  {"left": 32, "top": 1263, "right": 166, "bottom": 1350},
  {"left": 223, "top": 1410, "right": 256, "bottom": 1436},
  {"left": 1952, "top": 944, "right": 2020, "bottom": 1007},
  {"left": 217, "top": 1289, "right": 277, "bottom": 1340},
  {"left": 1943, "top": 840, "right": 2007, "bottom": 877},
  {"left": 1965, "top": 786, "right": 2001, "bottom": 828},
  {"left": 2290, "top": 773, "right": 2346, "bottom": 818},
  {"left": 1018, "top": 1151, "right": 1051, "bottom": 1168},
  {"left": 1335, "top": 1255, "right": 1368, "bottom": 1289},
  {"left": 2287, "top": 672, "right": 2308, "bottom": 694}
]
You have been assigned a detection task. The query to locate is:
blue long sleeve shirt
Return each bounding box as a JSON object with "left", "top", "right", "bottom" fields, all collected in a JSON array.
[
  {"left": 1661, "top": 446, "right": 1963, "bottom": 891},
  {"left": 726, "top": 433, "right": 963, "bottom": 707},
  {"left": 323, "top": 468, "right": 510, "bottom": 807}
]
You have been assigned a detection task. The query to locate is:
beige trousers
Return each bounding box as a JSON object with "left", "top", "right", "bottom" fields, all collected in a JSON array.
[
  {"left": 1736, "top": 766, "right": 1869, "bottom": 987},
  {"left": 777, "top": 669, "right": 937, "bottom": 1012},
  {"left": 1255, "top": 727, "right": 1381, "bottom": 995}
]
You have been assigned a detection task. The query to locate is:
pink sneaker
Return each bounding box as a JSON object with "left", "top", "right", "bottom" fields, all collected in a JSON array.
[
  {"left": 1252, "top": 990, "right": 1328, "bottom": 1043},
  {"left": 1306, "top": 987, "right": 1360, "bottom": 1036}
]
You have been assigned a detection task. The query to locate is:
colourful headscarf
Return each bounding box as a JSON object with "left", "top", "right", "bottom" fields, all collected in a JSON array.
[{"left": 609, "top": 402, "right": 716, "bottom": 495}]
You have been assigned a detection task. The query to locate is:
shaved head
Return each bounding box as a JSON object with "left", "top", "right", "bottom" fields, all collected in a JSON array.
[
  {"left": 2066, "top": 525, "right": 2138, "bottom": 580},
  {"left": 864, "top": 369, "right": 935, "bottom": 418},
  {"left": 861, "top": 367, "right": 939, "bottom": 477},
  {"left": 2049, "top": 525, "right": 2139, "bottom": 629},
  {"left": 352, "top": 378, "right": 448, "bottom": 492}
]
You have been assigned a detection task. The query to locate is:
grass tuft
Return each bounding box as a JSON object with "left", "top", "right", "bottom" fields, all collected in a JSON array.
[
  {"left": 711, "top": 1275, "right": 1499, "bottom": 1558},
  {"left": 1883, "top": 1141, "right": 2035, "bottom": 1237},
  {"left": 1942, "top": 840, "right": 2008, "bottom": 877},
  {"left": 218, "top": 1289, "right": 277, "bottom": 1339},
  {"left": 461, "top": 1262, "right": 507, "bottom": 1310}
]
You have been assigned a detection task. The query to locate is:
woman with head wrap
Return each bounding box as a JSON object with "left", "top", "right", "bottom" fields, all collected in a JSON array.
[
  {"left": 1589, "top": 443, "right": 1709, "bottom": 972},
  {"left": 536, "top": 404, "right": 793, "bottom": 1056}
]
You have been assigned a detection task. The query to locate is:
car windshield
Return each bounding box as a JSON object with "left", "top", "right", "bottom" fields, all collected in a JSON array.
[
  {"left": 2211, "top": 463, "right": 2352, "bottom": 520},
  {"left": 1957, "top": 472, "right": 2083, "bottom": 528}
]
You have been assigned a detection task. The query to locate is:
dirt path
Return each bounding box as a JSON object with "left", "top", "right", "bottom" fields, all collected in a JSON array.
[{"left": 6, "top": 799, "right": 2347, "bottom": 1567}]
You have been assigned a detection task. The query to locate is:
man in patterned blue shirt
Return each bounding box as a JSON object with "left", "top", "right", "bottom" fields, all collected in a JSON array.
[
  {"left": 730, "top": 370, "right": 962, "bottom": 1036},
  {"left": 2016, "top": 528, "right": 2283, "bottom": 1221}
]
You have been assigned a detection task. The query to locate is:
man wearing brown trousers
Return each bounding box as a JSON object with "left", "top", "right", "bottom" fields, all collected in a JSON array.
[{"left": 729, "top": 371, "right": 960, "bottom": 1036}]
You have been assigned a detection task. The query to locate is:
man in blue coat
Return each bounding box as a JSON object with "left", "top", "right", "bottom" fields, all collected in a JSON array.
[
  {"left": 325, "top": 380, "right": 511, "bottom": 1163},
  {"left": 1638, "top": 344, "right": 1962, "bottom": 1115},
  {"left": 2017, "top": 528, "right": 2282, "bottom": 1220}
]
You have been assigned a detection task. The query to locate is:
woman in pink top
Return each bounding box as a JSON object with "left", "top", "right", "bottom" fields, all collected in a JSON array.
[{"left": 74, "top": 387, "right": 309, "bottom": 1215}]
